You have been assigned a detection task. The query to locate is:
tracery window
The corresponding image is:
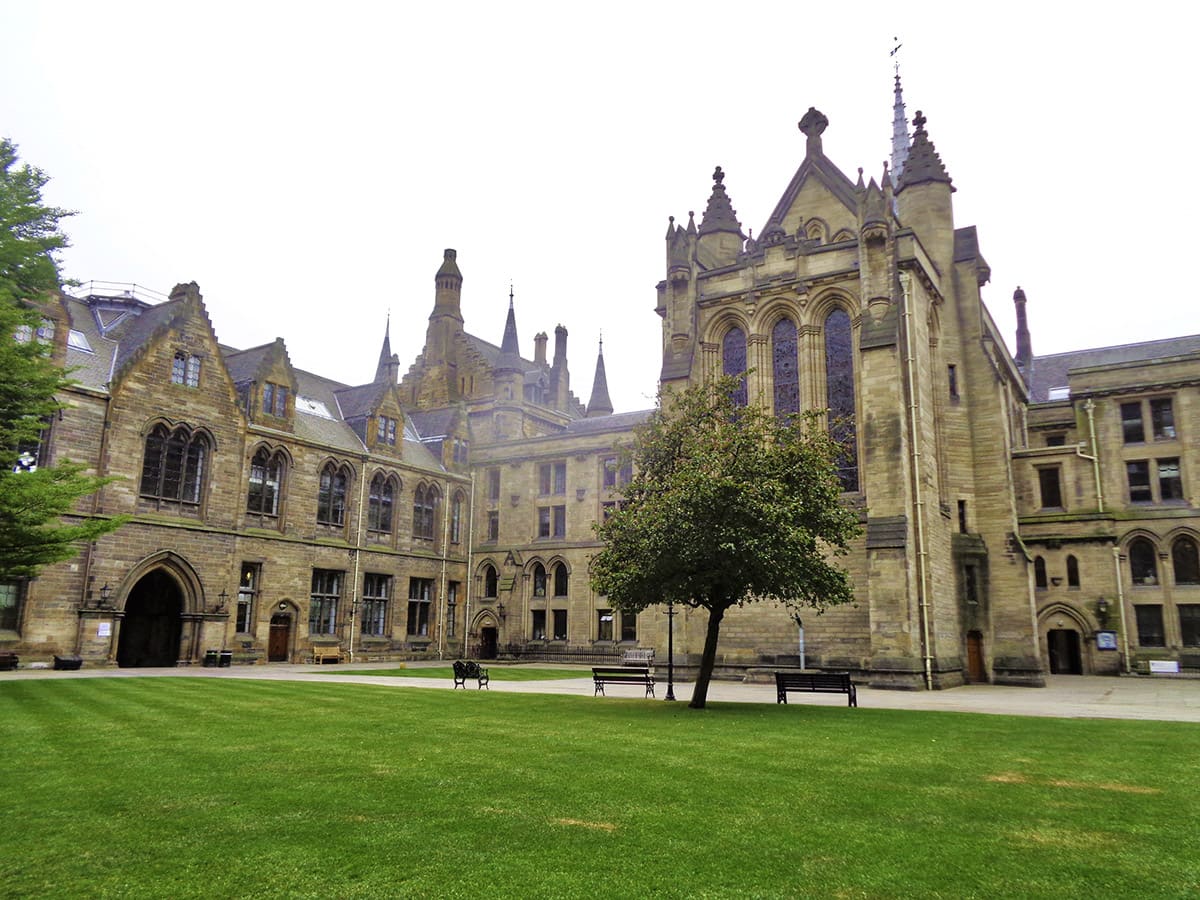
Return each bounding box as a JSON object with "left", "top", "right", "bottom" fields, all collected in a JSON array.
[
  {"left": 722, "top": 327, "right": 748, "bottom": 407},
  {"left": 317, "top": 462, "right": 350, "bottom": 526},
  {"left": 368, "top": 473, "right": 396, "bottom": 534},
  {"left": 139, "top": 424, "right": 209, "bottom": 505},
  {"left": 824, "top": 308, "right": 858, "bottom": 491},
  {"left": 772, "top": 317, "right": 799, "bottom": 418},
  {"left": 247, "top": 447, "right": 285, "bottom": 516}
]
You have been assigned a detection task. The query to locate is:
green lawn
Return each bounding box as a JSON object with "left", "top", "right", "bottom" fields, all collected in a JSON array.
[
  {"left": 2, "top": 679, "right": 1196, "bottom": 899},
  {"left": 338, "top": 665, "right": 587, "bottom": 681}
]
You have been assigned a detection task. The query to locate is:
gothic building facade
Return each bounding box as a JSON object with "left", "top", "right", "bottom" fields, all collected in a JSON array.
[{"left": 3, "top": 91, "right": 1198, "bottom": 685}]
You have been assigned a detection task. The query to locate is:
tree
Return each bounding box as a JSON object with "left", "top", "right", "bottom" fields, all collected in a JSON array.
[
  {"left": 0, "top": 138, "right": 124, "bottom": 580},
  {"left": 590, "top": 375, "right": 862, "bottom": 709}
]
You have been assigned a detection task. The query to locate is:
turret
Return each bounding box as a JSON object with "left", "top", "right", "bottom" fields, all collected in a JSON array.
[
  {"left": 424, "top": 249, "right": 465, "bottom": 371},
  {"left": 696, "top": 167, "right": 744, "bottom": 269},
  {"left": 895, "top": 111, "right": 956, "bottom": 277}
]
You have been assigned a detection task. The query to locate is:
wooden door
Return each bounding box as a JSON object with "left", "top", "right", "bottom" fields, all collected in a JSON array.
[
  {"left": 268, "top": 615, "right": 291, "bottom": 662},
  {"left": 966, "top": 631, "right": 986, "bottom": 683}
]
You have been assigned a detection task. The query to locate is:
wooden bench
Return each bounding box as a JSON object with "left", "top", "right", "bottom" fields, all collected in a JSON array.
[
  {"left": 592, "top": 666, "right": 654, "bottom": 698},
  {"left": 775, "top": 671, "right": 857, "bottom": 707},
  {"left": 621, "top": 648, "right": 655, "bottom": 667},
  {"left": 453, "top": 660, "right": 489, "bottom": 689},
  {"left": 311, "top": 646, "right": 344, "bottom": 665}
]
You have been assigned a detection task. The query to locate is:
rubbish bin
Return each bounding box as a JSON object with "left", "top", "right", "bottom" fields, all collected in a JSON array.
[
  {"left": 218, "top": 650, "right": 233, "bottom": 668},
  {"left": 53, "top": 655, "right": 83, "bottom": 670},
  {"left": 203, "top": 650, "right": 219, "bottom": 667}
]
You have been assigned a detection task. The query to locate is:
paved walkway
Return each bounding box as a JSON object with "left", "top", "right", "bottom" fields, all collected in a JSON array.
[{"left": 3, "top": 662, "right": 1198, "bottom": 722}]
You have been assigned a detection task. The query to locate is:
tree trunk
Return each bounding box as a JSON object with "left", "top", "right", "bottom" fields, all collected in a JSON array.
[{"left": 688, "top": 603, "right": 727, "bottom": 709}]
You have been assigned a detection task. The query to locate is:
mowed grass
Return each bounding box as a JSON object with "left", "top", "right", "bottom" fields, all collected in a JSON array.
[
  {"left": 2, "top": 679, "right": 1197, "bottom": 899},
  {"left": 338, "top": 665, "right": 587, "bottom": 681}
]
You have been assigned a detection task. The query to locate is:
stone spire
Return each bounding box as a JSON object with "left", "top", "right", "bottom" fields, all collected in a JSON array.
[
  {"left": 1014, "top": 286, "right": 1033, "bottom": 372},
  {"left": 896, "top": 111, "right": 953, "bottom": 192},
  {"left": 697, "top": 167, "right": 743, "bottom": 238},
  {"left": 495, "top": 287, "right": 522, "bottom": 374},
  {"left": 374, "top": 314, "right": 393, "bottom": 383},
  {"left": 586, "top": 336, "right": 613, "bottom": 418},
  {"left": 890, "top": 71, "right": 910, "bottom": 188}
]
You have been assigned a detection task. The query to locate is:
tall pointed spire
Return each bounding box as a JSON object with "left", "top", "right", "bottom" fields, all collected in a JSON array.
[
  {"left": 374, "top": 313, "right": 393, "bottom": 383},
  {"left": 697, "top": 167, "right": 743, "bottom": 238},
  {"left": 495, "top": 287, "right": 522, "bottom": 374},
  {"left": 889, "top": 38, "right": 910, "bottom": 188},
  {"left": 896, "top": 111, "right": 953, "bottom": 192},
  {"left": 586, "top": 335, "right": 613, "bottom": 418}
]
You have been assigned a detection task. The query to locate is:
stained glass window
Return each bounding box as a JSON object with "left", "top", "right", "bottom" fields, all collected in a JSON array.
[
  {"left": 824, "top": 309, "right": 858, "bottom": 491},
  {"left": 722, "top": 327, "right": 747, "bottom": 407},
  {"left": 772, "top": 318, "right": 799, "bottom": 418}
]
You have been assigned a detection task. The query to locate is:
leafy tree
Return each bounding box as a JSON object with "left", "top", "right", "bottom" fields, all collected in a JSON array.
[
  {"left": 591, "top": 375, "right": 862, "bottom": 709},
  {"left": 0, "top": 138, "right": 124, "bottom": 580}
]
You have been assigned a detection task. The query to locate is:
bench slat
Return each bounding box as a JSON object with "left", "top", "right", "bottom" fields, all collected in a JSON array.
[
  {"left": 775, "top": 671, "right": 857, "bottom": 707},
  {"left": 592, "top": 666, "right": 654, "bottom": 698}
]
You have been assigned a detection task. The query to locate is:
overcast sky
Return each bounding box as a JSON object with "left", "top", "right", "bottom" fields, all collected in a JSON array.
[{"left": 3, "top": 2, "right": 1194, "bottom": 412}]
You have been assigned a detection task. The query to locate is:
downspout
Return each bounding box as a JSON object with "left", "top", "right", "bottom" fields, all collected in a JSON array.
[
  {"left": 1081, "top": 399, "right": 1104, "bottom": 513},
  {"left": 900, "top": 271, "right": 934, "bottom": 689},
  {"left": 1112, "top": 546, "right": 1131, "bottom": 674},
  {"left": 463, "top": 470, "right": 476, "bottom": 659},
  {"left": 437, "top": 477, "right": 452, "bottom": 659},
  {"left": 348, "top": 453, "right": 368, "bottom": 663}
]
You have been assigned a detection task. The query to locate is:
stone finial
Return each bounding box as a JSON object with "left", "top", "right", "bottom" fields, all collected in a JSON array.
[{"left": 798, "top": 107, "right": 829, "bottom": 156}]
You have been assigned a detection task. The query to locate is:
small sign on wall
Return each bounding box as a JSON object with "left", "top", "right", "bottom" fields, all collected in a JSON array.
[
  {"left": 1149, "top": 659, "right": 1180, "bottom": 674},
  {"left": 97, "top": 622, "right": 112, "bottom": 638},
  {"left": 1095, "top": 630, "right": 1117, "bottom": 651}
]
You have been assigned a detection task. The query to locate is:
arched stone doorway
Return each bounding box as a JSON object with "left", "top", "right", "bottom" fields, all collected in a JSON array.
[
  {"left": 1047, "top": 629, "right": 1082, "bottom": 675},
  {"left": 117, "top": 570, "right": 184, "bottom": 667},
  {"left": 268, "top": 608, "right": 293, "bottom": 662}
]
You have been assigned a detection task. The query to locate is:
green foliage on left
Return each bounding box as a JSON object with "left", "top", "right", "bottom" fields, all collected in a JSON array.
[{"left": 0, "top": 138, "right": 124, "bottom": 580}]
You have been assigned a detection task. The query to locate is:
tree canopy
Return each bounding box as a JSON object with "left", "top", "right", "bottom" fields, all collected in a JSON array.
[
  {"left": 0, "top": 138, "right": 124, "bottom": 580},
  {"left": 590, "top": 375, "right": 862, "bottom": 708}
]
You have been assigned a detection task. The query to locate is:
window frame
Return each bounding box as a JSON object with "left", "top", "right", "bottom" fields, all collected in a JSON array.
[
  {"left": 236, "top": 562, "right": 260, "bottom": 633},
  {"left": 309, "top": 569, "right": 342, "bottom": 635},
  {"left": 361, "top": 573, "right": 391, "bottom": 637}
]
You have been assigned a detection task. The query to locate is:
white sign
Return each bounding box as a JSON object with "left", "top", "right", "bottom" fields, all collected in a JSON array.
[
  {"left": 1149, "top": 660, "right": 1179, "bottom": 674},
  {"left": 97, "top": 622, "right": 111, "bottom": 638}
]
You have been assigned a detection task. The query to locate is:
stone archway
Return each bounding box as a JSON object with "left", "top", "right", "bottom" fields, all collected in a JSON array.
[
  {"left": 117, "top": 570, "right": 184, "bottom": 667},
  {"left": 1038, "top": 604, "right": 1090, "bottom": 676}
]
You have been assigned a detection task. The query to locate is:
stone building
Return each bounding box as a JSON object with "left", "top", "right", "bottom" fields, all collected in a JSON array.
[{"left": 3, "top": 83, "right": 1198, "bottom": 684}]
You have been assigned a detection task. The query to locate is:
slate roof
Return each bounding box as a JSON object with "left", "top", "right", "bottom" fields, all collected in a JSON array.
[
  {"left": 1028, "top": 335, "right": 1200, "bottom": 403},
  {"left": 563, "top": 409, "right": 654, "bottom": 436}
]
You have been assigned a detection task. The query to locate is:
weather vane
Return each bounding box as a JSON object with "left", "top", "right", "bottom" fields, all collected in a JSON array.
[{"left": 890, "top": 36, "right": 902, "bottom": 75}]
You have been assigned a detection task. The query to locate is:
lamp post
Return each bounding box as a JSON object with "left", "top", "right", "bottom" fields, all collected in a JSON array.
[{"left": 664, "top": 600, "right": 677, "bottom": 701}]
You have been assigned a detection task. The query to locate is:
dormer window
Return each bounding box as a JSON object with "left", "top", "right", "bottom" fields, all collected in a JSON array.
[
  {"left": 377, "top": 415, "right": 398, "bottom": 446},
  {"left": 262, "top": 382, "right": 289, "bottom": 417}
]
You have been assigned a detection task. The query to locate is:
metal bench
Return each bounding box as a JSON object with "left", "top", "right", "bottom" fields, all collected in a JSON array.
[
  {"left": 592, "top": 665, "right": 654, "bottom": 698},
  {"left": 775, "top": 671, "right": 857, "bottom": 707},
  {"left": 453, "top": 660, "right": 489, "bottom": 689}
]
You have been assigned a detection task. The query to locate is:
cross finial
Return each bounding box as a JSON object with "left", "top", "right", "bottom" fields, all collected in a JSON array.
[{"left": 713, "top": 166, "right": 724, "bottom": 185}]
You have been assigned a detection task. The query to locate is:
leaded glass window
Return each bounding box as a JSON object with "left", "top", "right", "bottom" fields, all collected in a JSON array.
[
  {"left": 772, "top": 318, "right": 799, "bottom": 418},
  {"left": 722, "top": 327, "right": 748, "bottom": 407},
  {"left": 824, "top": 309, "right": 858, "bottom": 491}
]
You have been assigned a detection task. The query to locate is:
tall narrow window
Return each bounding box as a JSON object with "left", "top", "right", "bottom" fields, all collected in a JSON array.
[
  {"left": 552, "top": 609, "right": 568, "bottom": 641},
  {"left": 317, "top": 463, "right": 349, "bottom": 525},
  {"left": 620, "top": 611, "right": 637, "bottom": 642},
  {"left": 553, "top": 563, "right": 569, "bottom": 597},
  {"left": 947, "top": 364, "right": 959, "bottom": 401},
  {"left": 597, "top": 610, "right": 614, "bottom": 642},
  {"left": 413, "top": 484, "right": 438, "bottom": 541},
  {"left": 309, "top": 569, "right": 341, "bottom": 635},
  {"left": 407, "top": 578, "right": 433, "bottom": 636},
  {"left": 1034, "top": 556, "right": 1047, "bottom": 589},
  {"left": 1129, "top": 538, "right": 1158, "bottom": 585},
  {"left": 772, "top": 317, "right": 799, "bottom": 418},
  {"left": 1179, "top": 605, "right": 1200, "bottom": 647},
  {"left": 1150, "top": 398, "right": 1175, "bottom": 440},
  {"left": 1120, "top": 402, "right": 1145, "bottom": 443},
  {"left": 487, "top": 468, "right": 501, "bottom": 502},
  {"left": 1038, "top": 467, "right": 1063, "bottom": 509},
  {"left": 1126, "top": 461, "right": 1152, "bottom": 503},
  {"left": 1173, "top": 537, "right": 1200, "bottom": 585},
  {"left": 1066, "top": 555, "right": 1080, "bottom": 589},
  {"left": 185, "top": 354, "right": 201, "bottom": 387},
  {"left": 247, "top": 447, "right": 284, "bottom": 516},
  {"left": 722, "top": 327, "right": 748, "bottom": 407},
  {"left": 538, "top": 462, "right": 567, "bottom": 495},
  {"left": 483, "top": 564, "right": 498, "bottom": 598},
  {"left": 531, "top": 609, "right": 547, "bottom": 640},
  {"left": 368, "top": 473, "right": 395, "bottom": 534},
  {"left": 1134, "top": 605, "right": 1165, "bottom": 646},
  {"left": 532, "top": 563, "right": 547, "bottom": 597},
  {"left": 1158, "top": 458, "right": 1183, "bottom": 501},
  {"left": 0, "top": 581, "right": 22, "bottom": 631},
  {"left": 446, "top": 581, "right": 459, "bottom": 637},
  {"left": 825, "top": 309, "right": 858, "bottom": 491},
  {"left": 486, "top": 510, "right": 499, "bottom": 542},
  {"left": 450, "top": 492, "right": 464, "bottom": 543},
  {"left": 361, "top": 574, "right": 390, "bottom": 636},
  {"left": 236, "top": 562, "right": 260, "bottom": 633}
]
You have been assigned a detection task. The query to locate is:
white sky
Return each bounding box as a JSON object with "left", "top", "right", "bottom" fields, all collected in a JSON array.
[{"left": 3, "top": 2, "right": 1195, "bottom": 412}]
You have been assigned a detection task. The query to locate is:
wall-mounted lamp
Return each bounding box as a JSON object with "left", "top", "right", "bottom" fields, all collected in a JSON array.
[
  {"left": 1096, "top": 597, "right": 1110, "bottom": 629},
  {"left": 98, "top": 584, "right": 112, "bottom": 609},
  {"left": 497, "top": 602, "right": 507, "bottom": 621},
  {"left": 211, "top": 590, "right": 228, "bottom": 613}
]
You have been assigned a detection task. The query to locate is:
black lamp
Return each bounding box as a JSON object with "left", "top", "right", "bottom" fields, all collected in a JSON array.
[{"left": 98, "top": 584, "right": 112, "bottom": 609}]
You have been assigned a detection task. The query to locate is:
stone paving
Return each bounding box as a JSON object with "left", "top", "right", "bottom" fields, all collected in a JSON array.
[{"left": 3, "top": 661, "right": 1198, "bottom": 722}]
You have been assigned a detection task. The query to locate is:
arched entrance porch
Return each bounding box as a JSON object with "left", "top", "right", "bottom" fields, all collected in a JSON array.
[{"left": 117, "top": 570, "right": 184, "bottom": 667}]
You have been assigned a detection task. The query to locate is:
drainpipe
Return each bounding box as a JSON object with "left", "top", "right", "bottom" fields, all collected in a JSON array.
[
  {"left": 1081, "top": 399, "right": 1104, "bottom": 513},
  {"left": 1112, "top": 546, "right": 1131, "bottom": 674},
  {"left": 437, "top": 476, "right": 452, "bottom": 659},
  {"left": 347, "top": 454, "right": 368, "bottom": 663},
  {"left": 463, "top": 470, "right": 476, "bottom": 660},
  {"left": 900, "top": 271, "right": 934, "bottom": 690}
]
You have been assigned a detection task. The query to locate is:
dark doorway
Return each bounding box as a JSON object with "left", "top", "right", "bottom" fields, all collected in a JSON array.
[
  {"left": 1047, "top": 628, "right": 1082, "bottom": 674},
  {"left": 117, "top": 570, "right": 183, "bottom": 667},
  {"left": 480, "top": 626, "right": 498, "bottom": 660},
  {"left": 268, "top": 614, "right": 291, "bottom": 662},
  {"left": 965, "top": 630, "right": 986, "bottom": 683}
]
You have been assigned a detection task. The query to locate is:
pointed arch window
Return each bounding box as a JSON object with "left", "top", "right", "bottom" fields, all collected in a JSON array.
[
  {"left": 247, "top": 447, "right": 286, "bottom": 516},
  {"left": 1129, "top": 538, "right": 1158, "bottom": 586},
  {"left": 450, "top": 492, "right": 464, "bottom": 544},
  {"left": 1034, "top": 556, "right": 1047, "bottom": 589},
  {"left": 368, "top": 473, "right": 396, "bottom": 534},
  {"left": 317, "top": 462, "right": 350, "bottom": 526},
  {"left": 1173, "top": 537, "right": 1200, "bottom": 585},
  {"left": 553, "top": 563, "right": 569, "bottom": 597},
  {"left": 722, "top": 327, "right": 748, "bottom": 407},
  {"left": 772, "top": 317, "right": 800, "bottom": 418},
  {"left": 140, "top": 424, "right": 209, "bottom": 506},
  {"left": 824, "top": 308, "right": 858, "bottom": 491},
  {"left": 1066, "top": 555, "right": 1080, "bottom": 589},
  {"left": 483, "top": 564, "right": 498, "bottom": 599},
  {"left": 413, "top": 484, "right": 439, "bottom": 541},
  {"left": 532, "top": 563, "right": 547, "bottom": 597}
]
